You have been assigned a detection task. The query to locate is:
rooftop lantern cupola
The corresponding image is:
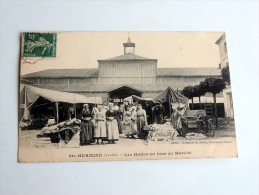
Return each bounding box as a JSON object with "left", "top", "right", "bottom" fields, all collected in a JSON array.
[{"left": 123, "top": 35, "right": 135, "bottom": 55}]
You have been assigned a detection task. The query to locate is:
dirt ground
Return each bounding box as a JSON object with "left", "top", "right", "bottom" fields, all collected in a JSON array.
[
  {"left": 19, "top": 117, "right": 236, "bottom": 149},
  {"left": 186, "top": 117, "right": 236, "bottom": 138}
]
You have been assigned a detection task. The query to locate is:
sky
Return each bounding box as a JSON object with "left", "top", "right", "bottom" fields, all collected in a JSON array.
[{"left": 21, "top": 32, "right": 224, "bottom": 75}]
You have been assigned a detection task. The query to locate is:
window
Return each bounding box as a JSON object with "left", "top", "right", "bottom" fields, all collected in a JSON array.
[{"left": 224, "top": 42, "right": 227, "bottom": 53}]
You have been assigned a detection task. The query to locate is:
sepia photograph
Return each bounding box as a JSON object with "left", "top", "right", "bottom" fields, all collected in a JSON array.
[
  {"left": 18, "top": 32, "right": 237, "bottom": 162},
  {"left": 1, "top": 1, "right": 258, "bottom": 195}
]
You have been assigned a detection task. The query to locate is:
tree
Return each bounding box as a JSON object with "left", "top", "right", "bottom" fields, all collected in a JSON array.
[
  {"left": 199, "top": 81, "right": 207, "bottom": 98},
  {"left": 202, "top": 77, "right": 226, "bottom": 127},
  {"left": 221, "top": 64, "right": 231, "bottom": 85},
  {"left": 192, "top": 84, "right": 206, "bottom": 109},
  {"left": 181, "top": 86, "right": 195, "bottom": 109}
]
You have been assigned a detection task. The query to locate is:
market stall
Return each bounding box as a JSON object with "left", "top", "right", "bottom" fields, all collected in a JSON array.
[
  {"left": 37, "top": 118, "right": 81, "bottom": 143},
  {"left": 147, "top": 122, "right": 178, "bottom": 141},
  {"left": 152, "top": 86, "right": 188, "bottom": 118},
  {"left": 145, "top": 87, "right": 189, "bottom": 139},
  {"left": 19, "top": 85, "right": 102, "bottom": 129}
]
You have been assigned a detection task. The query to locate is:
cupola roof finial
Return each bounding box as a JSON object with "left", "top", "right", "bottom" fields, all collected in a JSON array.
[
  {"left": 127, "top": 32, "right": 131, "bottom": 43},
  {"left": 123, "top": 32, "right": 135, "bottom": 54}
]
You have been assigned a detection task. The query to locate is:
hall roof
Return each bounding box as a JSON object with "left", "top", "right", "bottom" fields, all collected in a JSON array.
[
  {"left": 98, "top": 53, "right": 157, "bottom": 61},
  {"left": 157, "top": 68, "right": 221, "bottom": 76},
  {"left": 21, "top": 68, "right": 98, "bottom": 78},
  {"left": 33, "top": 83, "right": 193, "bottom": 92},
  {"left": 21, "top": 67, "right": 221, "bottom": 78}
]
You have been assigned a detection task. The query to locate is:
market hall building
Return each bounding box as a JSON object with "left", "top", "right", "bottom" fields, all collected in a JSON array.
[{"left": 21, "top": 37, "right": 222, "bottom": 105}]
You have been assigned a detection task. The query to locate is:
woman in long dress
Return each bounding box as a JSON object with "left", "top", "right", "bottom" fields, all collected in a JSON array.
[
  {"left": 80, "top": 104, "right": 94, "bottom": 146},
  {"left": 136, "top": 104, "right": 148, "bottom": 138},
  {"left": 91, "top": 105, "right": 98, "bottom": 126},
  {"left": 106, "top": 103, "right": 119, "bottom": 144},
  {"left": 171, "top": 107, "right": 183, "bottom": 136},
  {"left": 117, "top": 104, "right": 125, "bottom": 134},
  {"left": 95, "top": 105, "right": 107, "bottom": 144},
  {"left": 131, "top": 106, "right": 137, "bottom": 136},
  {"left": 124, "top": 109, "right": 134, "bottom": 138}
]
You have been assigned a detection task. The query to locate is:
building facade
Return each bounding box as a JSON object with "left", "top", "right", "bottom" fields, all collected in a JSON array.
[
  {"left": 22, "top": 37, "right": 222, "bottom": 105},
  {"left": 216, "top": 34, "right": 234, "bottom": 118},
  {"left": 216, "top": 33, "right": 229, "bottom": 68}
]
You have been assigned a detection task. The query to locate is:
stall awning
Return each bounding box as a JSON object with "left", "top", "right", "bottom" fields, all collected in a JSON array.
[
  {"left": 132, "top": 95, "right": 152, "bottom": 102},
  {"left": 152, "top": 87, "right": 188, "bottom": 104},
  {"left": 24, "top": 85, "right": 102, "bottom": 105},
  {"left": 124, "top": 95, "right": 152, "bottom": 104}
]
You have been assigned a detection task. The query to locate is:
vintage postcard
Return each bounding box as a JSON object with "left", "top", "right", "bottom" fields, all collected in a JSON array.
[{"left": 18, "top": 32, "right": 237, "bottom": 162}]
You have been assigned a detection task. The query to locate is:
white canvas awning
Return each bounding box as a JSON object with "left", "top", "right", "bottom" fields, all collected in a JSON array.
[{"left": 24, "top": 85, "right": 102, "bottom": 106}]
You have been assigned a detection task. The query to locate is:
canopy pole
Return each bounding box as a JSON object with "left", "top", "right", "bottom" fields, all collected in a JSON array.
[
  {"left": 169, "top": 94, "right": 172, "bottom": 117},
  {"left": 74, "top": 104, "right": 77, "bottom": 118},
  {"left": 177, "top": 92, "right": 180, "bottom": 108},
  {"left": 55, "top": 101, "right": 59, "bottom": 124},
  {"left": 23, "top": 85, "right": 29, "bottom": 121},
  {"left": 73, "top": 94, "right": 76, "bottom": 119}
]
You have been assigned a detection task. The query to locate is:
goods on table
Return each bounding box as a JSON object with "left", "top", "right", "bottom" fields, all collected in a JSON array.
[
  {"left": 19, "top": 121, "right": 29, "bottom": 130},
  {"left": 147, "top": 122, "right": 178, "bottom": 141},
  {"left": 185, "top": 132, "right": 207, "bottom": 140},
  {"left": 37, "top": 118, "right": 81, "bottom": 143}
]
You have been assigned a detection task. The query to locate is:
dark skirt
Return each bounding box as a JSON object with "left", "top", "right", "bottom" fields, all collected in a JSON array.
[
  {"left": 80, "top": 120, "right": 94, "bottom": 145},
  {"left": 137, "top": 116, "right": 148, "bottom": 138},
  {"left": 117, "top": 118, "right": 123, "bottom": 134}
]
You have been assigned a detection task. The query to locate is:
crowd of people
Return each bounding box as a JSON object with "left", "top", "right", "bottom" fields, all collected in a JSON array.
[
  {"left": 79, "top": 102, "right": 148, "bottom": 146},
  {"left": 76, "top": 99, "right": 188, "bottom": 146}
]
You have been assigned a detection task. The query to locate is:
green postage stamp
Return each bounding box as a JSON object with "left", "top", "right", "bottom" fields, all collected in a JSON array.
[{"left": 22, "top": 32, "right": 57, "bottom": 57}]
